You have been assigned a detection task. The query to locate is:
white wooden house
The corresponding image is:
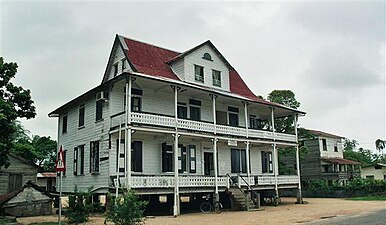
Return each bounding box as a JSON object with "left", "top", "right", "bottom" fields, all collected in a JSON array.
[{"left": 49, "top": 35, "right": 305, "bottom": 215}]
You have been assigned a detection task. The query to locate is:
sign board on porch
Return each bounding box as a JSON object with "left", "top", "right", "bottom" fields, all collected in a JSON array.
[
  {"left": 55, "top": 146, "right": 66, "bottom": 172},
  {"left": 228, "top": 140, "right": 237, "bottom": 146}
]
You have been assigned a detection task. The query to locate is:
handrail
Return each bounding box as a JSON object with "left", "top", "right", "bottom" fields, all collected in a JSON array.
[
  {"left": 226, "top": 173, "right": 245, "bottom": 194},
  {"left": 237, "top": 174, "right": 252, "bottom": 191}
]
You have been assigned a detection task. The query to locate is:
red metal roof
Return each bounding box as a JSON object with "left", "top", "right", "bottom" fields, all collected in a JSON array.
[
  {"left": 308, "top": 129, "right": 344, "bottom": 139},
  {"left": 321, "top": 157, "right": 360, "bottom": 165},
  {"left": 123, "top": 38, "right": 180, "bottom": 80},
  {"left": 122, "top": 36, "right": 282, "bottom": 108}
]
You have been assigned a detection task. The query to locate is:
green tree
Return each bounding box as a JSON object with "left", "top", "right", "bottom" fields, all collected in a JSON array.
[
  {"left": 375, "top": 139, "right": 385, "bottom": 154},
  {"left": 343, "top": 139, "right": 373, "bottom": 167},
  {"left": 12, "top": 134, "right": 57, "bottom": 171},
  {"left": 267, "top": 90, "right": 313, "bottom": 174},
  {"left": 0, "top": 57, "right": 36, "bottom": 168},
  {"left": 268, "top": 90, "right": 300, "bottom": 133}
]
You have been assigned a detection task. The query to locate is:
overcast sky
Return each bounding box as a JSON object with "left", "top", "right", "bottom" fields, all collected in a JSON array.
[{"left": 1, "top": 1, "right": 385, "bottom": 151}]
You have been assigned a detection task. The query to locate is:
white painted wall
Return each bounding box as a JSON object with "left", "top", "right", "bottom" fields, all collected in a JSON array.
[
  {"left": 106, "top": 43, "right": 132, "bottom": 82},
  {"left": 58, "top": 95, "right": 110, "bottom": 193},
  {"left": 361, "top": 166, "right": 386, "bottom": 180},
  {"left": 177, "top": 44, "right": 230, "bottom": 91},
  {"left": 319, "top": 137, "right": 344, "bottom": 158}
]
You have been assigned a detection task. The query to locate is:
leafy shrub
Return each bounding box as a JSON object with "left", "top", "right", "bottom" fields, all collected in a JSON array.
[
  {"left": 307, "top": 180, "right": 331, "bottom": 192},
  {"left": 106, "top": 190, "right": 148, "bottom": 225},
  {"left": 66, "top": 186, "right": 92, "bottom": 224}
]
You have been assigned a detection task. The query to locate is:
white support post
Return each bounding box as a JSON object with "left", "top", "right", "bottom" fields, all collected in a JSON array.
[
  {"left": 271, "top": 108, "right": 279, "bottom": 197},
  {"left": 244, "top": 102, "right": 249, "bottom": 138},
  {"left": 244, "top": 102, "right": 251, "bottom": 187},
  {"left": 213, "top": 138, "right": 219, "bottom": 202},
  {"left": 211, "top": 94, "right": 217, "bottom": 134},
  {"left": 294, "top": 114, "right": 303, "bottom": 204},
  {"left": 211, "top": 94, "right": 219, "bottom": 202},
  {"left": 125, "top": 77, "right": 132, "bottom": 189},
  {"left": 246, "top": 141, "right": 251, "bottom": 188},
  {"left": 116, "top": 120, "right": 122, "bottom": 198},
  {"left": 173, "top": 86, "right": 180, "bottom": 217}
]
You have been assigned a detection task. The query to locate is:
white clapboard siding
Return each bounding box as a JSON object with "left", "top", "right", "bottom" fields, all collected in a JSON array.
[
  {"left": 170, "top": 58, "right": 185, "bottom": 80},
  {"left": 106, "top": 43, "right": 132, "bottom": 82},
  {"left": 58, "top": 97, "right": 110, "bottom": 193},
  {"left": 319, "top": 137, "right": 344, "bottom": 158},
  {"left": 183, "top": 44, "right": 230, "bottom": 91}
]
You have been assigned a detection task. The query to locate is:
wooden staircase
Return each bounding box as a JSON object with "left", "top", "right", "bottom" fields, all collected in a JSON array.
[{"left": 228, "top": 187, "right": 259, "bottom": 211}]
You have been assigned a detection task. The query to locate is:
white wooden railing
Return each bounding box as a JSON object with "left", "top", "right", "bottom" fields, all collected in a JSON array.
[
  {"left": 110, "top": 112, "right": 297, "bottom": 143},
  {"left": 114, "top": 175, "right": 298, "bottom": 188},
  {"left": 130, "top": 175, "right": 228, "bottom": 188},
  {"left": 177, "top": 118, "right": 214, "bottom": 133},
  {"left": 257, "top": 175, "right": 299, "bottom": 185}
]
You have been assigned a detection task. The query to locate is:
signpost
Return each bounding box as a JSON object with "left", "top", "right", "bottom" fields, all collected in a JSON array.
[{"left": 55, "top": 146, "right": 66, "bottom": 225}]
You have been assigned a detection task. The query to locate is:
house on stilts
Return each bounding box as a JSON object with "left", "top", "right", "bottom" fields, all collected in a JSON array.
[{"left": 49, "top": 35, "right": 306, "bottom": 216}]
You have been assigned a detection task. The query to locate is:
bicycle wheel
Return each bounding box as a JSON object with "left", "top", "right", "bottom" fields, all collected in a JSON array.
[
  {"left": 213, "top": 201, "right": 223, "bottom": 214},
  {"left": 200, "top": 202, "right": 212, "bottom": 213}
]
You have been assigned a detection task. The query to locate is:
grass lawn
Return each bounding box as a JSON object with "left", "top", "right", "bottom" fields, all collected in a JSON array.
[{"left": 348, "top": 195, "right": 386, "bottom": 201}]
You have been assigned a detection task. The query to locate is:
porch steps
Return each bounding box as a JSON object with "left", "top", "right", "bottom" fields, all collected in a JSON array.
[{"left": 228, "top": 188, "right": 258, "bottom": 211}]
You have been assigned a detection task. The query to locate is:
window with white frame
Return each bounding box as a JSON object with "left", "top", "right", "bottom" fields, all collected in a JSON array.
[
  {"left": 194, "top": 65, "right": 204, "bottom": 83},
  {"left": 212, "top": 69, "right": 221, "bottom": 87},
  {"left": 90, "top": 141, "right": 99, "bottom": 173},
  {"left": 73, "top": 145, "right": 85, "bottom": 176}
]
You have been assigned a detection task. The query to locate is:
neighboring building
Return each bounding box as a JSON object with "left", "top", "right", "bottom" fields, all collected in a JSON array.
[
  {"left": 0, "top": 154, "right": 39, "bottom": 195},
  {"left": 361, "top": 163, "right": 386, "bottom": 180},
  {"left": 0, "top": 181, "right": 53, "bottom": 217},
  {"left": 37, "top": 172, "right": 57, "bottom": 192},
  {"left": 49, "top": 35, "right": 305, "bottom": 215},
  {"left": 297, "top": 130, "right": 360, "bottom": 186}
]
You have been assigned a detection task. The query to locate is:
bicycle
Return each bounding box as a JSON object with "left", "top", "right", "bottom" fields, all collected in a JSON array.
[{"left": 200, "top": 194, "right": 223, "bottom": 213}]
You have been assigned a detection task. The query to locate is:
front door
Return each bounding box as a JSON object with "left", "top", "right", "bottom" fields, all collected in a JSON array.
[{"left": 204, "top": 152, "right": 214, "bottom": 176}]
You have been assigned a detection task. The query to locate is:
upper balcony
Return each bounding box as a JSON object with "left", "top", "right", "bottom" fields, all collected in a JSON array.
[
  {"left": 108, "top": 75, "right": 299, "bottom": 143},
  {"left": 110, "top": 111, "right": 296, "bottom": 142}
]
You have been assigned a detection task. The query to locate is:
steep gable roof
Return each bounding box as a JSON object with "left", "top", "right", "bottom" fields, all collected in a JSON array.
[{"left": 115, "top": 35, "right": 283, "bottom": 107}]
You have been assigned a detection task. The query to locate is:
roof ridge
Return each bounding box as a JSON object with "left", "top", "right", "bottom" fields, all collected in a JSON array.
[{"left": 118, "top": 34, "right": 181, "bottom": 54}]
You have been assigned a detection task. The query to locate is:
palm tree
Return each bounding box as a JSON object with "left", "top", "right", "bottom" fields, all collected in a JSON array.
[{"left": 375, "top": 139, "right": 385, "bottom": 155}]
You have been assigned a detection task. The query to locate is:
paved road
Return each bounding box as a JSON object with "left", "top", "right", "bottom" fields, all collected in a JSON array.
[{"left": 307, "top": 209, "right": 386, "bottom": 225}]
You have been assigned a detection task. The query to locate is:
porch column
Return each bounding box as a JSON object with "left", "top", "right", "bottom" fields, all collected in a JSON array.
[
  {"left": 125, "top": 76, "right": 132, "bottom": 189},
  {"left": 246, "top": 141, "right": 251, "bottom": 187},
  {"left": 244, "top": 102, "right": 251, "bottom": 186},
  {"left": 213, "top": 138, "right": 219, "bottom": 202},
  {"left": 211, "top": 94, "right": 219, "bottom": 202},
  {"left": 210, "top": 94, "right": 217, "bottom": 134},
  {"left": 271, "top": 107, "right": 279, "bottom": 197},
  {"left": 172, "top": 85, "right": 180, "bottom": 217},
  {"left": 294, "top": 114, "right": 303, "bottom": 204}
]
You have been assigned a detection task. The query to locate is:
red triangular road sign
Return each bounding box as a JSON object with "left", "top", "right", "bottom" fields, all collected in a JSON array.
[{"left": 56, "top": 145, "right": 66, "bottom": 172}]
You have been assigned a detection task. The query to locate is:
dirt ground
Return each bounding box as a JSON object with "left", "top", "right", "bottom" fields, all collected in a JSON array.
[{"left": 18, "top": 197, "right": 386, "bottom": 225}]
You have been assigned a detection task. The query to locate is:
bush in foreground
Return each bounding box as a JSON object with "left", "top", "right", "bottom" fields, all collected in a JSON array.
[{"left": 106, "top": 190, "right": 147, "bottom": 225}]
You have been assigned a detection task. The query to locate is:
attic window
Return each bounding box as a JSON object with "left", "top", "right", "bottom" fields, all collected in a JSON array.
[{"left": 202, "top": 53, "right": 213, "bottom": 61}]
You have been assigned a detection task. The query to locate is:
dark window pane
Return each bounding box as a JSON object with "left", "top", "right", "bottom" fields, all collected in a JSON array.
[
  {"left": 241, "top": 149, "right": 247, "bottom": 173},
  {"left": 177, "top": 105, "right": 187, "bottom": 119},
  {"left": 231, "top": 149, "right": 240, "bottom": 173},
  {"left": 62, "top": 115, "right": 67, "bottom": 133},
  {"left": 96, "top": 100, "right": 103, "bottom": 121},
  {"left": 229, "top": 113, "right": 239, "bottom": 126},
  {"left": 190, "top": 106, "right": 201, "bottom": 121},
  {"left": 194, "top": 65, "right": 204, "bottom": 82},
  {"left": 79, "top": 106, "right": 85, "bottom": 127},
  {"left": 131, "top": 97, "right": 141, "bottom": 112},
  {"left": 131, "top": 141, "right": 143, "bottom": 172}
]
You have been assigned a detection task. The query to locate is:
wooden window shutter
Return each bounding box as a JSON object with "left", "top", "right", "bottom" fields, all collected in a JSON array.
[
  {"left": 189, "top": 145, "right": 196, "bottom": 173},
  {"left": 162, "top": 143, "right": 167, "bottom": 172}
]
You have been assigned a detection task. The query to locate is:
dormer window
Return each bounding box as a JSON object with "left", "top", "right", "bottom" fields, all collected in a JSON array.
[
  {"left": 194, "top": 65, "right": 204, "bottom": 83},
  {"left": 212, "top": 69, "right": 221, "bottom": 87},
  {"left": 202, "top": 53, "right": 213, "bottom": 61}
]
